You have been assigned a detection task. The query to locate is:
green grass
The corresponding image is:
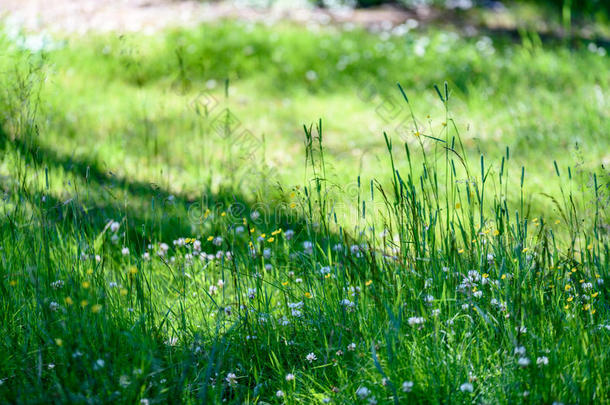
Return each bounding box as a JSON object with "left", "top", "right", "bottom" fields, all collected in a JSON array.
[{"left": 0, "top": 19, "right": 609, "bottom": 403}]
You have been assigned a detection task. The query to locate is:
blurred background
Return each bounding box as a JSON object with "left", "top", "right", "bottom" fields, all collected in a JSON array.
[{"left": 1, "top": 0, "right": 608, "bottom": 224}]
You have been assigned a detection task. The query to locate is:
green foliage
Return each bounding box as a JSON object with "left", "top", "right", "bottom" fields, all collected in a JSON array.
[{"left": 0, "top": 20, "right": 609, "bottom": 404}]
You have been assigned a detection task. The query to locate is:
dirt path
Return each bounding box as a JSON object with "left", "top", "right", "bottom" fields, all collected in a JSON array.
[{"left": 0, "top": 0, "right": 422, "bottom": 34}]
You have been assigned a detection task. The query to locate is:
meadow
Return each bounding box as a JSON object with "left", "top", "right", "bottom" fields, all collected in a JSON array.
[{"left": 0, "top": 12, "right": 609, "bottom": 404}]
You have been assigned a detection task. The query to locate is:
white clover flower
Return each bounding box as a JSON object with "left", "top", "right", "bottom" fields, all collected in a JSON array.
[
  {"left": 247, "top": 288, "right": 256, "bottom": 299},
  {"left": 280, "top": 316, "right": 290, "bottom": 326},
  {"left": 339, "top": 299, "right": 355, "bottom": 312},
  {"left": 518, "top": 357, "right": 531, "bottom": 367},
  {"left": 208, "top": 285, "right": 218, "bottom": 295},
  {"left": 265, "top": 263, "right": 272, "bottom": 271},
  {"left": 432, "top": 309, "right": 441, "bottom": 316},
  {"left": 49, "top": 301, "right": 59, "bottom": 311},
  {"left": 250, "top": 211, "right": 260, "bottom": 220},
  {"left": 473, "top": 291, "right": 483, "bottom": 298},
  {"left": 225, "top": 372, "right": 237, "bottom": 386},
  {"left": 423, "top": 294, "right": 434, "bottom": 303},
  {"left": 213, "top": 236, "right": 223, "bottom": 246},
  {"left": 514, "top": 346, "right": 526, "bottom": 356},
  {"left": 263, "top": 248, "right": 271, "bottom": 259},
  {"left": 50, "top": 280, "right": 64, "bottom": 289},
  {"left": 235, "top": 226, "right": 245, "bottom": 234},
  {"left": 192, "top": 240, "right": 201, "bottom": 252},
  {"left": 217, "top": 279, "right": 225, "bottom": 288},
  {"left": 320, "top": 266, "right": 331, "bottom": 275},
  {"left": 347, "top": 342, "right": 356, "bottom": 351},
  {"left": 402, "top": 381, "right": 414, "bottom": 392},
  {"left": 305, "top": 70, "right": 318, "bottom": 81},
  {"left": 356, "top": 386, "right": 370, "bottom": 399},
  {"left": 110, "top": 221, "right": 120, "bottom": 233},
  {"left": 142, "top": 252, "right": 150, "bottom": 261},
  {"left": 536, "top": 356, "right": 549, "bottom": 366},
  {"left": 285, "top": 373, "right": 295, "bottom": 381},
  {"left": 303, "top": 241, "right": 313, "bottom": 254},
  {"left": 408, "top": 317, "right": 425, "bottom": 326},
  {"left": 459, "top": 382, "right": 473, "bottom": 392},
  {"left": 581, "top": 282, "right": 593, "bottom": 290},
  {"left": 95, "top": 255, "right": 101, "bottom": 263},
  {"left": 332, "top": 243, "right": 343, "bottom": 252},
  {"left": 350, "top": 244, "right": 362, "bottom": 257},
  {"left": 121, "top": 247, "right": 130, "bottom": 256},
  {"left": 276, "top": 390, "right": 284, "bottom": 398},
  {"left": 306, "top": 352, "right": 317, "bottom": 363},
  {"left": 284, "top": 229, "right": 295, "bottom": 240},
  {"left": 224, "top": 306, "right": 232, "bottom": 316},
  {"left": 461, "top": 304, "right": 469, "bottom": 310}
]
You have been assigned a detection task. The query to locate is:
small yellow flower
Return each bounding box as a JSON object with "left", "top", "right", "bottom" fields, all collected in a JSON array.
[
  {"left": 207, "top": 236, "right": 214, "bottom": 241},
  {"left": 564, "top": 304, "right": 570, "bottom": 310},
  {"left": 82, "top": 281, "right": 90, "bottom": 289},
  {"left": 501, "top": 274, "right": 507, "bottom": 280},
  {"left": 365, "top": 280, "right": 373, "bottom": 286},
  {"left": 522, "top": 248, "right": 529, "bottom": 253},
  {"left": 587, "top": 244, "right": 593, "bottom": 250},
  {"left": 565, "top": 285, "right": 572, "bottom": 291},
  {"left": 290, "top": 202, "right": 297, "bottom": 208},
  {"left": 591, "top": 309, "right": 596, "bottom": 315},
  {"left": 260, "top": 233, "right": 266, "bottom": 238},
  {"left": 455, "top": 203, "right": 461, "bottom": 209},
  {"left": 9, "top": 280, "right": 17, "bottom": 286},
  {"left": 80, "top": 300, "right": 89, "bottom": 308},
  {"left": 579, "top": 279, "right": 584, "bottom": 283},
  {"left": 482, "top": 273, "right": 489, "bottom": 279},
  {"left": 267, "top": 237, "right": 274, "bottom": 243},
  {"left": 91, "top": 304, "right": 102, "bottom": 313},
  {"left": 554, "top": 219, "right": 560, "bottom": 224},
  {"left": 129, "top": 267, "right": 138, "bottom": 275},
  {"left": 458, "top": 248, "right": 464, "bottom": 254},
  {"left": 281, "top": 281, "right": 289, "bottom": 286},
  {"left": 272, "top": 229, "right": 282, "bottom": 235},
  {"left": 592, "top": 292, "right": 599, "bottom": 298},
  {"left": 493, "top": 229, "right": 500, "bottom": 236},
  {"left": 221, "top": 212, "right": 226, "bottom": 217},
  {"left": 250, "top": 228, "right": 255, "bottom": 233},
  {"left": 414, "top": 131, "right": 421, "bottom": 137},
  {"left": 64, "top": 297, "right": 73, "bottom": 306},
  {"left": 571, "top": 267, "right": 577, "bottom": 273},
  {"left": 583, "top": 304, "right": 591, "bottom": 311},
  {"left": 567, "top": 296, "right": 573, "bottom": 302},
  {"left": 325, "top": 274, "right": 331, "bottom": 279},
  {"left": 120, "top": 288, "right": 128, "bottom": 296},
  {"left": 86, "top": 268, "right": 94, "bottom": 275},
  {"left": 304, "top": 292, "right": 312, "bottom": 299},
  {"left": 55, "top": 338, "right": 63, "bottom": 347}
]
